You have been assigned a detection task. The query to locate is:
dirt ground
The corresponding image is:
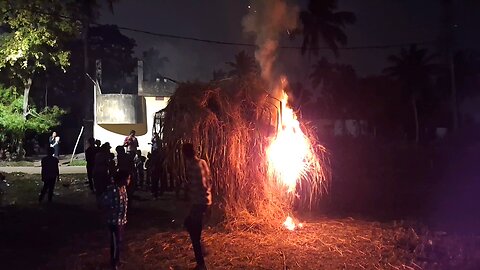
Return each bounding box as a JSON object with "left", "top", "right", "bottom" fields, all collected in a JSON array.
[{"left": 1, "top": 173, "right": 480, "bottom": 270}]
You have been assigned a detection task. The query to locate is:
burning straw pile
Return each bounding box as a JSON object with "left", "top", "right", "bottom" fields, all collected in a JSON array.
[{"left": 161, "top": 75, "right": 329, "bottom": 229}]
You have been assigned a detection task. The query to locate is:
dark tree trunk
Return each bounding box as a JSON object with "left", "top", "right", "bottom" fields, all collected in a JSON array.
[{"left": 412, "top": 98, "right": 420, "bottom": 143}]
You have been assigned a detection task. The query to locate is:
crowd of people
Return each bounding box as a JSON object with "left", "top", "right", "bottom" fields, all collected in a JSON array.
[{"left": 39, "top": 129, "right": 212, "bottom": 270}]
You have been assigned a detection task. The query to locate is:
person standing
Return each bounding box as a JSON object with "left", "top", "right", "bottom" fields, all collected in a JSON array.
[
  {"left": 123, "top": 130, "right": 139, "bottom": 156},
  {"left": 102, "top": 170, "right": 129, "bottom": 270},
  {"left": 134, "top": 150, "right": 145, "bottom": 188},
  {"left": 85, "top": 137, "right": 98, "bottom": 192},
  {"left": 182, "top": 143, "right": 212, "bottom": 270},
  {"left": 116, "top": 146, "right": 135, "bottom": 206},
  {"left": 49, "top": 132, "right": 60, "bottom": 158},
  {"left": 94, "top": 143, "right": 112, "bottom": 197},
  {"left": 39, "top": 147, "right": 59, "bottom": 203}
]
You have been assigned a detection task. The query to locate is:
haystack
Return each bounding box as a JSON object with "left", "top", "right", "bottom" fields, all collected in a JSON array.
[{"left": 161, "top": 75, "right": 328, "bottom": 229}]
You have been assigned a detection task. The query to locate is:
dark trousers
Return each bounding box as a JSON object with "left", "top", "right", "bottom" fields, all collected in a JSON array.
[
  {"left": 86, "top": 163, "right": 94, "bottom": 191},
  {"left": 151, "top": 170, "right": 160, "bottom": 197},
  {"left": 53, "top": 146, "right": 59, "bottom": 157},
  {"left": 184, "top": 204, "right": 208, "bottom": 266},
  {"left": 136, "top": 167, "right": 144, "bottom": 187},
  {"left": 39, "top": 178, "right": 56, "bottom": 202},
  {"left": 109, "top": 224, "right": 124, "bottom": 268}
]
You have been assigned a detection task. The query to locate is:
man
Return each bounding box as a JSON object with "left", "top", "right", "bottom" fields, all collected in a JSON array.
[
  {"left": 94, "top": 143, "right": 112, "bottom": 197},
  {"left": 49, "top": 131, "right": 60, "bottom": 157},
  {"left": 102, "top": 170, "right": 129, "bottom": 270},
  {"left": 39, "top": 147, "right": 59, "bottom": 203},
  {"left": 116, "top": 146, "right": 135, "bottom": 205},
  {"left": 85, "top": 137, "right": 98, "bottom": 192},
  {"left": 183, "top": 143, "right": 212, "bottom": 270},
  {"left": 123, "top": 130, "right": 139, "bottom": 155}
]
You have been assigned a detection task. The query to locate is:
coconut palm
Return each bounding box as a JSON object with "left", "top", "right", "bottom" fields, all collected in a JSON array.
[
  {"left": 226, "top": 51, "right": 258, "bottom": 77},
  {"left": 384, "top": 45, "right": 438, "bottom": 143},
  {"left": 299, "top": 0, "right": 356, "bottom": 56}
]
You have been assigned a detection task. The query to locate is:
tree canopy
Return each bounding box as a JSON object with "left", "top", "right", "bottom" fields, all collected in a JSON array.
[{"left": 0, "top": 0, "right": 78, "bottom": 86}]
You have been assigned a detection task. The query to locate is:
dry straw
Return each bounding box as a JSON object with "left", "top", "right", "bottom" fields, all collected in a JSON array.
[{"left": 161, "top": 75, "right": 329, "bottom": 229}]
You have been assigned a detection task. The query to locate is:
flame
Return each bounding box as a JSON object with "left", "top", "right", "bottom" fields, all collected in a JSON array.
[
  {"left": 283, "top": 215, "right": 296, "bottom": 231},
  {"left": 267, "top": 92, "right": 309, "bottom": 193},
  {"left": 267, "top": 81, "right": 313, "bottom": 231}
]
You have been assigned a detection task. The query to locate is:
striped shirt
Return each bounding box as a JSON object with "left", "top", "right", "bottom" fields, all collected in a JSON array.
[{"left": 185, "top": 158, "right": 212, "bottom": 205}]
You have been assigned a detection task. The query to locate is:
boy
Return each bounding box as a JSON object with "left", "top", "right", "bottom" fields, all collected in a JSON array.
[
  {"left": 39, "top": 147, "right": 59, "bottom": 203},
  {"left": 103, "top": 170, "right": 129, "bottom": 270},
  {"left": 182, "top": 143, "right": 212, "bottom": 270}
]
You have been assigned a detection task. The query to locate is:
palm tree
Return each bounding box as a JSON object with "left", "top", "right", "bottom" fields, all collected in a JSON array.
[
  {"left": 299, "top": 0, "right": 356, "bottom": 56},
  {"left": 384, "top": 45, "right": 438, "bottom": 143},
  {"left": 226, "top": 51, "right": 258, "bottom": 77}
]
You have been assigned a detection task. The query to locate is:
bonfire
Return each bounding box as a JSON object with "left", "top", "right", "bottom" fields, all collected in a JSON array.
[{"left": 161, "top": 75, "right": 328, "bottom": 230}]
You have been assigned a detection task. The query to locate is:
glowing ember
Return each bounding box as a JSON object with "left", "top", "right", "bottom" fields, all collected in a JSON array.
[
  {"left": 267, "top": 92, "right": 309, "bottom": 193},
  {"left": 283, "top": 215, "right": 296, "bottom": 231}
]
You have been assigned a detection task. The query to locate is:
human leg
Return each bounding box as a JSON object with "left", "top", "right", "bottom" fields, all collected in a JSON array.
[
  {"left": 185, "top": 205, "right": 207, "bottom": 267},
  {"left": 47, "top": 178, "right": 56, "bottom": 202}
]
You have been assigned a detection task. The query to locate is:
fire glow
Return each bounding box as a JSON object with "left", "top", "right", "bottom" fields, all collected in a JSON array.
[
  {"left": 267, "top": 85, "right": 313, "bottom": 231},
  {"left": 267, "top": 92, "right": 309, "bottom": 193}
]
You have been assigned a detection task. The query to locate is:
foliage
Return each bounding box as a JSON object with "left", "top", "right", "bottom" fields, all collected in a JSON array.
[
  {"left": 226, "top": 51, "right": 259, "bottom": 77},
  {"left": 310, "top": 57, "right": 359, "bottom": 118},
  {"left": 0, "top": 0, "right": 79, "bottom": 85},
  {"left": 142, "top": 47, "right": 170, "bottom": 82},
  {"left": 298, "top": 0, "right": 356, "bottom": 56},
  {"left": 0, "top": 85, "right": 64, "bottom": 149}
]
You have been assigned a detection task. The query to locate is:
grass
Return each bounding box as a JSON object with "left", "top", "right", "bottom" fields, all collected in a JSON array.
[
  {"left": 69, "top": 160, "right": 87, "bottom": 166},
  {"left": 0, "top": 160, "right": 35, "bottom": 167}
]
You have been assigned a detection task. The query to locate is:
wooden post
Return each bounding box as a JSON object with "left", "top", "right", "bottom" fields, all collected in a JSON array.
[{"left": 70, "top": 126, "right": 84, "bottom": 164}]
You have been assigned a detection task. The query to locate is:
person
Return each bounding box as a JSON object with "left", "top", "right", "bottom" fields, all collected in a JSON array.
[
  {"left": 95, "top": 139, "right": 101, "bottom": 148},
  {"left": 39, "top": 147, "right": 59, "bottom": 203},
  {"left": 94, "top": 143, "right": 112, "bottom": 197},
  {"left": 116, "top": 146, "right": 135, "bottom": 205},
  {"left": 134, "top": 150, "right": 145, "bottom": 188},
  {"left": 151, "top": 132, "right": 160, "bottom": 152},
  {"left": 145, "top": 152, "right": 153, "bottom": 188},
  {"left": 123, "top": 130, "right": 139, "bottom": 155},
  {"left": 102, "top": 170, "right": 129, "bottom": 270},
  {"left": 49, "top": 132, "right": 60, "bottom": 157},
  {"left": 182, "top": 143, "right": 212, "bottom": 270},
  {"left": 85, "top": 137, "right": 98, "bottom": 192}
]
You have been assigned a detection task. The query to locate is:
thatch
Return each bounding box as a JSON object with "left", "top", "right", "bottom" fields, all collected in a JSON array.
[{"left": 161, "top": 76, "right": 329, "bottom": 228}]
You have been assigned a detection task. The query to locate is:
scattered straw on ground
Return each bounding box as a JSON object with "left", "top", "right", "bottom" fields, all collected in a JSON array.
[{"left": 46, "top": 217, "right": 468, "bottom": 270}]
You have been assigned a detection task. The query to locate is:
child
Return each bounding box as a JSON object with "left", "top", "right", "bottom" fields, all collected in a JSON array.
[
  {"left": 39, "top": 147, "right": 59, "bottom": 203},
  {"left": 103, "top": 170, "right": 129, "bottom": 270}
]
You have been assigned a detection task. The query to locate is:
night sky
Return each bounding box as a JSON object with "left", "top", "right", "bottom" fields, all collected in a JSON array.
[{"left": 100, "top": 0, "right": 480, "bottom": 84}]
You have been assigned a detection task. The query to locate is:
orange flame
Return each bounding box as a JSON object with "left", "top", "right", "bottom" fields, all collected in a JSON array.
[
  {"left": 267, "top": 79, "right": 314, "bottom": 231},
  {"left": 267, "top": 92, "right": 309, "bottom": 193}
]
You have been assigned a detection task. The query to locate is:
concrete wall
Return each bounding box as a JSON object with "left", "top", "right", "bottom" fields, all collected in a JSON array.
[{"left": 94, "top": 96, "right": 169, "bottom": 155}]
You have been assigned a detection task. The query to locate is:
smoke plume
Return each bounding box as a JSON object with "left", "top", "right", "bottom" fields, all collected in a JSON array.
[{"left": 242, "top": 0, "right": 298, "bottom": 83}]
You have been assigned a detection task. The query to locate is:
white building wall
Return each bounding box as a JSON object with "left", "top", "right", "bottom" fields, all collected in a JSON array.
[{"left": 94, "top": 96, "right": 169, "bottom": 155}]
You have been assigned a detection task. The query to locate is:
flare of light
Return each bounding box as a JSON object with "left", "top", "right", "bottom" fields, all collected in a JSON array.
[
  {"left": 267, "top": 92, "right": 309, "bottom": 193},
  {"left": 283, "top": 215, "right": 296, "bottom": 231}
]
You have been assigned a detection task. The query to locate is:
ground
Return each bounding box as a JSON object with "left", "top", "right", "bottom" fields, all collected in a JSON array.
[{"left": 1, "top": 172, "right": 479, "bottom": 270}]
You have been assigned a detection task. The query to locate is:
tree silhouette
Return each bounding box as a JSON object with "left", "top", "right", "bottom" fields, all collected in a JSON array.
[
  {"left": 299, "top": 0, "right": 356, "bottom": 56},
  {"left": 226, "top": 51, "right": 258, "bottom": 77},
  {"left": 310, "top": 57, "right": 358, "bottom": 119},
  {"left": 384, "top": 45, "right": 438, "bottom": 143}
]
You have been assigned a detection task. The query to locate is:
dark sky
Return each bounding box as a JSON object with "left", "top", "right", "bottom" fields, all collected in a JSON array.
[{"left": 100, "top": 0, "right": 479, "bottom": 84}]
